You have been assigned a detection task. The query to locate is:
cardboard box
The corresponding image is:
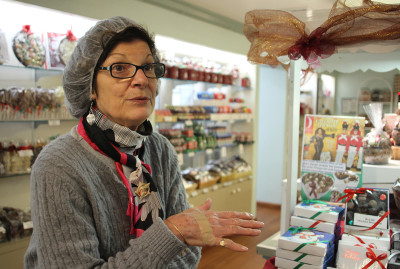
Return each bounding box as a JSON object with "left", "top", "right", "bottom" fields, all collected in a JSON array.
[
  {"left": 278, "top": 227, "right": 335, "bottom": 257},
  {"left": 290, "top": 216, "right": 338, "bottom": 234},
  {"left": 336, "top": 240, "right": 389, "bottom": 269},
  {"left": 275, "top": 256, "right": 334, "bottom": 269},
  {"left": 344, "top": 188, "right": 390, "bottom": 231},
  {"left": 276, "top": 248, "right": 331, "bottom": 266},
  {"left": 341, "top": 233, "right": 390, "bottom": 250},
  {"left": 294, "top": 202, "right": 344, "bottom": 224}
]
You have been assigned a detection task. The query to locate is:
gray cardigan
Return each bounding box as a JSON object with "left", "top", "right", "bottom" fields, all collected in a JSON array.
[{"left": 24, "top": 126, "right": 201, "bottom": 268}]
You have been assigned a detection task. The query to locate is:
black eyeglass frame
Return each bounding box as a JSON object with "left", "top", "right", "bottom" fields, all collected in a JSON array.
[{"left": 98, "top": 62, "right": 166, "bottom": 79}]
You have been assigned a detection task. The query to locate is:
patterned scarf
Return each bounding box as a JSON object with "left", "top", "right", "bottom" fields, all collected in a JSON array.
[{"left": 77, "top": 105, "right": 164, "bottom": 237}]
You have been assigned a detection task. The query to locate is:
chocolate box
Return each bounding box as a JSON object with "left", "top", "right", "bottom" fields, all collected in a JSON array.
[
  {"left": 341, "top": 233, "right": 390, "bottom": 251},
  {"left": 275, "top": 256, "right": 334, "bottom": 269},
  {"left": 290, "top": 215, "right": 338, "bottom": 234},
  {"left": 336, "top": 240, "right": 389, "bottom": 269},
  {"left": 276, "top": 248, "right": 333, "bottom": 267},
  {"left": 278, "top": 227, "right": 335, "bottom": 257},
  {"left": 344, "top": 188, "right": 390, "bottom": 231},
  {"left": 294, "top": 202, "right": 344, "bottom": 224}
]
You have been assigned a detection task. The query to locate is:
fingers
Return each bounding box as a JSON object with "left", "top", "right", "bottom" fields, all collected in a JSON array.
[
  {"left": 213, "top": 210, "right": 255, "bottom": 220},
  {"left": 216, "top": 237, "right": 248, "bottom": 252},
  {"left": 195, "top": 198, "right": 212, "bottom": 211}
]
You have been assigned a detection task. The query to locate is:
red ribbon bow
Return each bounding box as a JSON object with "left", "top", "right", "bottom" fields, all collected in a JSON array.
[
  {"left": 336, "top": 188, "right": 374, "bottom": 203},
  {"left": 66, "top": 30, "right": 76, "bottom": 41},
  {"left": 362, "top": 248, "right": 387, "bottom": 269},
  {"left": 288, "top": 27, "right": 335, "bottom": 68},
  {"left": 22, "top": 25, "right": 32, "bottom": 35}
]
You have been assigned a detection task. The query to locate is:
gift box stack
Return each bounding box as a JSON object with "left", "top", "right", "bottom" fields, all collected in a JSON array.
[
  {"left": 335, "top": 187, "right": 391, "bottom": 269},
  {"left": 275, "top": 201, "right": 345, "bottom": 269}
]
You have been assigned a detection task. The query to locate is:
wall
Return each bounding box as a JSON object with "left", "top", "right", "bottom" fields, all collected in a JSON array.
[
  {"left": 256, "top": 65, "right": 287, "bottom": 204},
  {"left": 14, "top": 0, "right": 250, "bottom": 56}
]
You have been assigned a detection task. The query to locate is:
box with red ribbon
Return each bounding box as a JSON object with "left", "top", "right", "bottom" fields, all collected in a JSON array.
[
  {"left": 341, "top": 233, "right": 390, "bottom": 251},
  {"left": 336, "top": 240, "right": 389, "bottom": 269},
  {"left": 342, "top": 187, "right": 390, "bottom": 232}
]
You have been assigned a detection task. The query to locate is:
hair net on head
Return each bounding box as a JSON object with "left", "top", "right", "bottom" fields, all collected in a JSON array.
[{"left": 63, "top": 16, "right": 139, "bottom": 119}]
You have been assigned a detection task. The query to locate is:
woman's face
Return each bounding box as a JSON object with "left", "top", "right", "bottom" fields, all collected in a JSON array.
[{"left": 94, "top": 39, "right": 157, "bottom": 130}]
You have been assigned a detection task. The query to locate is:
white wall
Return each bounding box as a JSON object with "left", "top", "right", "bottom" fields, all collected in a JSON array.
[
  {"left": 13, "top": 0, "right": 250, "bottom": 56},
  {"left": 256, "top": 65, "right": 287, "bottom": 204}
]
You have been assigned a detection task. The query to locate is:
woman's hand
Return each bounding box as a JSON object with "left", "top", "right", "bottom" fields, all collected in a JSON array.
[{"left": 164, "top": 198, "right": 264, "bottom": 252}]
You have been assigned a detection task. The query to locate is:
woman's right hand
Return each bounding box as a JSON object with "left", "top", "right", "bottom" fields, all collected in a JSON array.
[{"left": 164, "top": 198, "right": 264, "bottom": 252}]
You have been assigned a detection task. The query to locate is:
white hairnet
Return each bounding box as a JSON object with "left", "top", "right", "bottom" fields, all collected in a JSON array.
[{"left": 63, "top": 16, "right": 139, "bottom": 119}]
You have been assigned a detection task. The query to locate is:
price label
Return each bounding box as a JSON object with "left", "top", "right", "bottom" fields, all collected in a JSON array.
[
  {"left": 164, "top": 116, "right": 173, "bottom": 122},
  {"left": 48, "top": 120, "right": 61, "bottom": 126},
  {"left": 185, "top": 120, "right": 193, "bottom": 126},
  {"left": 188, "top": 151, "right": 195, "bottom": 158},
  {"left": 221, "top": 146, "right": 227, "bottom": 158},
  {"left": 206, "top": 148, "right": 213, "bottom": 155},
  {"left": 178, "top": 153, "right": 184, "bottom": 166}
]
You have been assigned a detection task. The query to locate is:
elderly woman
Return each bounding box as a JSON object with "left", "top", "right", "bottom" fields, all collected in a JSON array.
[{"left": 24, "top": 16, "right": 263, "bottom": 268}]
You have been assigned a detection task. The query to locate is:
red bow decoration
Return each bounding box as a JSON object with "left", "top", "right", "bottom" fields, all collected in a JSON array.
[
  {"left": 66, "top": 30, "right": 76, "bottom": 41},
  {"left": 336, "top": 187, "right": 374, "bottom": 203},
  {"left": 362, "top": 248, "right": 387, "bottom": 269},
  {"left": 288, "top": 27, "right": 335, "bottom": 68},
  {"left": 22, "top": 25, "right": 32, "bottom": 35}
]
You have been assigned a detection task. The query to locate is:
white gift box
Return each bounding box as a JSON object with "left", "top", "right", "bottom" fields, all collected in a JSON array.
[
  {"left": 341, "top": 233, "right": 390, "bottom": 251},
  {"left": 290, "top": 216, "right": 338, "bottom": 234},
  {"left": 275, "top": 256, "right": 333, "bottom": 269},
  {"left": 276, "top": 248, "right": 330, "bottom": 266},
  {"left": 336, "top": 240, "right": 389, "bottom": 269},
  {"left": 294, "top": 202, "right": 344, "bottom": 224},
  {"left": 278, "top": 227, "right": 335, "bottom": 257}
]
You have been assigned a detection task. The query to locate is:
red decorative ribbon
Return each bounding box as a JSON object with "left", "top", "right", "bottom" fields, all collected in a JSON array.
[
  {"left": 287, "top": 27, "right": 335, "bottom": 68},
  {"left": 22, "top": 25, "right": 32, "bottom": 35},
  {"left": 336, "top": 188, "right": 374, "bottom": 203},
  {"left": 362, "top": 248, "right": 387, "bottom": 269},
  {"left": 66, "top": 30, "right": 76, "bottom": 41},
  {"left": 309, "top": 220, "right": 325, "bottom": 228},
  {"left": 360, "top": 210, "right": 390, "bottom": 231}
]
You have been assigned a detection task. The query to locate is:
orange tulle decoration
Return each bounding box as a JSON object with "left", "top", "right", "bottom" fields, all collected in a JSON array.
[{"left": 244, "top": 0, "right": 400, "bottom": 68}]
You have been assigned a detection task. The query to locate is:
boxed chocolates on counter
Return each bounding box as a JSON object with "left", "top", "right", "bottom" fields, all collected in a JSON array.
[
  {"left": 341, "top": 233, "right": 390, "bottom": 251},
  {"left": 294, "top": 202, "right": 345, "bottom": 224},
  {"left": 336, "top": 240, "right": 389, "bottom": 269},
  {"left": 275, "top": 256, "right": 334, "bottom": 269},
  {"left": 344, "top": 188, "right": 390, "bottom": 232},
  {"left": 290, "top": 215, "right": 339, "bottom": 234},
  {"left": 278, "top": 227, "right": 335, "bottom": 257},
  {"left": 276, "top": 248, "right": 333, "bottom": 267}
]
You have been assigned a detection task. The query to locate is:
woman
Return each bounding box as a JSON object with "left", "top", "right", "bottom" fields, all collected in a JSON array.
[{"left": 24, "top": 16, "right": 263, "bottom": 268}]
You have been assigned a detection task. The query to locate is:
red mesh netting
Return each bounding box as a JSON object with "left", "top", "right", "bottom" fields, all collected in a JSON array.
[{"left": 243, "top": 0, "right": 400, "bottom": 68}]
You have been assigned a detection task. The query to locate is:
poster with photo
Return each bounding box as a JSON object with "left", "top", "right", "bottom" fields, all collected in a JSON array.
[{"left": 301, "top": 115, "right": 365, "bottom": 202}]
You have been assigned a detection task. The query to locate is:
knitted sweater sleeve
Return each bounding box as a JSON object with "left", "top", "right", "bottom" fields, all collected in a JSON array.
[
  {"left": 24, "top": 132, "right": 197, "bottom": 269},
  {"left": 144, "top": 133, "right": 202, "bottom": 268}
]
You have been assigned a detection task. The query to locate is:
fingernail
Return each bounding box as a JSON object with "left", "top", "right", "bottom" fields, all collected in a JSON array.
[
  {"left": 242, "top": 246, "right": 248, "bottom": 251},
  {"left": 246, "top": 212, "right": 254, "bottom": 218}
]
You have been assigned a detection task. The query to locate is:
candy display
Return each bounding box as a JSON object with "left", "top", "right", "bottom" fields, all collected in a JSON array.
[
  {"left": 344, "top": 188, "right": 390, "bottom": 231},
  {"left": 392, "top": 120, "right": 400, "bottom": 146},
  {"left": 58, "top": 30, "right": 77, "bottom": 66},
  {"left": 362, "top": 103, "right": 392, "bottom": 164},
  {"left": 13, "top": 25, "right": 46, "bottom": 67},
  {"left": 0, "top": 207, "right": 32, "bottom": 242},
  {"left": 0, "top": 28, "right": 9, "bottom": 65}
]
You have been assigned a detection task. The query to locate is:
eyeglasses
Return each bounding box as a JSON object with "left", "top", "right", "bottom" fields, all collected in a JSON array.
[{"left": 98, "top": 63, "right": 165, "bottom": 79}]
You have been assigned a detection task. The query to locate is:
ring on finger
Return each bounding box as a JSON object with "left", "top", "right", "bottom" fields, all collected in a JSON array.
[{"left": 219, "top": 238, "right": 226, "bottom": 247}]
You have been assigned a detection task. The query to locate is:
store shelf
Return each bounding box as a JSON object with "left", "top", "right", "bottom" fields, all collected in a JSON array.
[{"left": 363, "top": 159, "right": 400, "bottom": 189}]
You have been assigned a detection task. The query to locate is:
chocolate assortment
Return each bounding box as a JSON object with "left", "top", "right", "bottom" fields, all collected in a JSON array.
[
  {"left": 363, "top": 131, "right": 392, "bottom": 164},
  {"left": 345, "top": 188, "right": 389, "bottom": 229},
  {"left": 58, "top": 36, "right": 77, "bottom": 66},
  {"left": 13, "top": 25, "right": 45, "bottom": 67}
]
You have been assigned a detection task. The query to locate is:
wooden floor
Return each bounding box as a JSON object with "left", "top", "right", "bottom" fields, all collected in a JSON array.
[{"left": 197, "top": 203, "right": 280, "bottom": 269}]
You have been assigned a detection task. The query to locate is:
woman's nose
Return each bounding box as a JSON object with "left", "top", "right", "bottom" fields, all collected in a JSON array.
[{"left": 130, "top": 69, "right": 148, "bottom": 87}]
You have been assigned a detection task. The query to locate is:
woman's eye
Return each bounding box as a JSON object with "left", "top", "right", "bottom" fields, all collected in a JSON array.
[
  {"left": 144, "top": 64, "right": 154, "bottom": 72},
  {"left": 112, "top": 64, "right": 126, "bottom": 72}
]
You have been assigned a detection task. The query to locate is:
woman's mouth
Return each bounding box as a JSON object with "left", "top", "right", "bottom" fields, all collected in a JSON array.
[{"left": 129, "top": 96, "right": 150, "bottom": 104}]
